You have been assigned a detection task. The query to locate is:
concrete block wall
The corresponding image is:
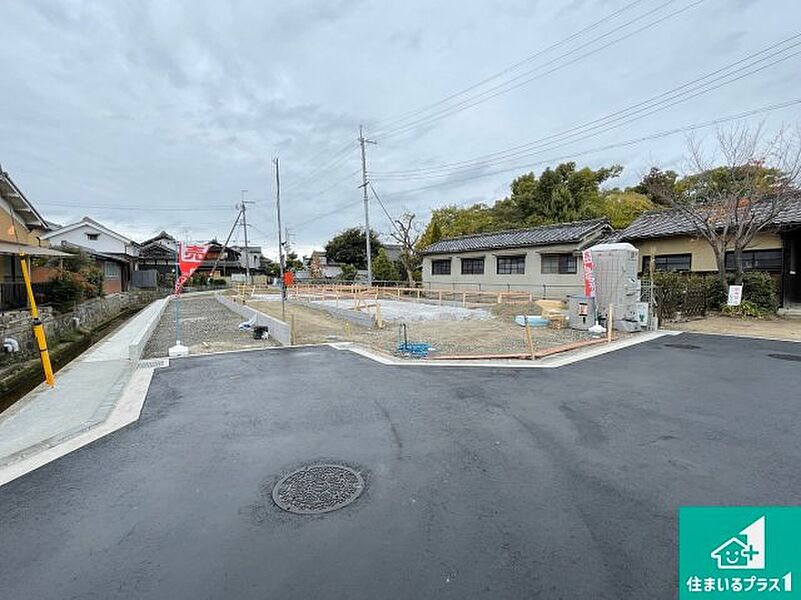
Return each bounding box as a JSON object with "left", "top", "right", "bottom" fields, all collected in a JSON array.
[
  {"left": 0, "top": 291, "right": 164, "bottom": 365},
  {"left": 215, "top": 294, "right": 292, "bottom": 345}
]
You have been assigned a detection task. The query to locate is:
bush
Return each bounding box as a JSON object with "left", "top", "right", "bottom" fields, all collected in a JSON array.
[
  {"left": 721, "top": 300, "right": 766, "bottom": 318},
  {"left": 739, "top": 271, "right": 778, "bottom": 313},
  {"left": 50, "top": 270, "right": 95, "bottom": 312}
]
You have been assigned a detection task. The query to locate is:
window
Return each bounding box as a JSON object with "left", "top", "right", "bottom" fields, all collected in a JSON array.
[
  {"left": 431, "top": 259, "right": 451, "bottom": 275},
  {"left": 461, "top": 257, "right": 485, "bottom": 275},
  {"left": 497, "top": 255, "right": 526, "bottom": 274},
  {"left": 103, "top": 262, "right": 120, "bottom": 279},
  {"left": 724, "top": 249, "right": 782, "bottom": 273},
  {"left": 642, "top": 254, "right": 692, "bottom": 273},
  {"left": 86, "top": 233, "right": 99, "bottom": 241},
  {"left": 541, "top": 254, "right": 577, "bottom": 274}
]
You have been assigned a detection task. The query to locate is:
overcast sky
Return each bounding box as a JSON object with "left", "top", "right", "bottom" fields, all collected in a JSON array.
[{"left": 2, "top": 0, "right": 800, "bottom": 259}]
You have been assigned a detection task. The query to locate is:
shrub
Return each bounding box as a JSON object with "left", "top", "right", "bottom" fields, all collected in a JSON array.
[
  {"left": 81, "top": 264, "right": 104, "bottom": 298},
  {"left": 50, "top": 269, "right": 95, "bottom": 312},
  {"left": 739, "top": 271, "right": 778, "bottom": 313},
  {"left": 721, "top": 300, "right": 766, "bottom": 318}
]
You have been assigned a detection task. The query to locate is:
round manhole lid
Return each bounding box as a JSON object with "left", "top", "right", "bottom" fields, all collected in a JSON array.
[
  {"left": 272, "top": 464, "right": 365, "bottom": 514},
  {"left": 767, "top": 353, "right": 801, "bottom": 362},
  {"left": 664, "top": 343, "right": 702, "bottom": 350}
]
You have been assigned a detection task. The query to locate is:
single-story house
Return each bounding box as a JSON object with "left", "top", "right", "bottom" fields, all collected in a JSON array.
[
  {"left": 420, "top": 218, "right": 612, "bottom": 296},
  {"left": 618, "top": 199, "right": 801, "bottom": 308},
  {"left": 0, "top": 167, "right": 68, "bottom": 310}
]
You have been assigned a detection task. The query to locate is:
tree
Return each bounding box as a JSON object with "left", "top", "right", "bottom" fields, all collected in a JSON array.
[
  {"left": 371, "top": 248, "right": 399, "bottom": 282},
  {"left": 337, "top": 264, "right": 358, "bottom": 282},
  {"left": 648, "top": 124, "right": 801, "bottom": 289},
  {"left": 589, "top": 190, "right": 654, "bottom": 229},
  {"left": 417, "top": 162, "right": 624, "bottom": 251},
  {"left": 496, "top": 162, "right": 623, "bottom": 226},
  {"left": 324, "top": 227, "right": 383, "bottom": 270},
  {"left": 629, "top": 167, "right": 678, "bottom": 206},
  {"left": 308, "top": 253, "right": 323, "bottom": 279},
  {"left": 388, "top": 212, "right": 422, "bottom": 287}
]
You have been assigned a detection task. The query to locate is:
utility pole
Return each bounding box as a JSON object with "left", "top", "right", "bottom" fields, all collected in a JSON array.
[
  {"left": 238, "top": 190, "right": 252, "bottom": 283},
  {"left": 359, "top": 124, "right": 376, "bottom": 287},
  {"left": 274, "top": 157, "right": 286, "bottom": 319}
]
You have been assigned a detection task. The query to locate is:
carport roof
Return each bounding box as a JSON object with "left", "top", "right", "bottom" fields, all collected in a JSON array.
[{"left": 421, "top": 218, "right": 610, "bottom": 255}]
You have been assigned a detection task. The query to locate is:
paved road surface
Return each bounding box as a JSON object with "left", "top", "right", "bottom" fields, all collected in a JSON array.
[{"left": 1, "top": 334, "right": 800, "bottom": 599}]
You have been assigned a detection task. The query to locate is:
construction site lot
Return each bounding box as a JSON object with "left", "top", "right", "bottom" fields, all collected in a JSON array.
[
  {"left": 143, "top": 294, "right": 277, "bottom": 358},
  {"left": 246, "top": 288, "right": 616, "bottom": 358}
]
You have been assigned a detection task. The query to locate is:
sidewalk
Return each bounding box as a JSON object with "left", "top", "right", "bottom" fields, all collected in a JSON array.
[{"left": 0, "top": 298, "right": 168, "bottom": 474}]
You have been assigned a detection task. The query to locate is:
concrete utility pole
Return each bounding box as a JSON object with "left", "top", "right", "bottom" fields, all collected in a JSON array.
[
  {"left": 274, "top": 157, "right": 286, "bottom": 319},
  {"left": 239, "top": 190, "right": 252, "bottom": 283},
  {"left": 359, "top": 124, "right": 376, "bottom": 286}
]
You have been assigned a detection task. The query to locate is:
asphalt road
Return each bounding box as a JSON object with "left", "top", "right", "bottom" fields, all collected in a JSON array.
[{"left": 1, "top": 334, "right": 800, "bottom": 599}]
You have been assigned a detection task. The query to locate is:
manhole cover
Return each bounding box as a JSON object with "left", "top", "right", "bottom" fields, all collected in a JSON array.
[
  {"left": 272, "top": 464, "right": 365, "bottom": 514},
  {"left": 767, "top": 353, "right": 801, "bottom": 362},
  {"left": 664, "top": 343, "right": 701, "bottom": 350}
]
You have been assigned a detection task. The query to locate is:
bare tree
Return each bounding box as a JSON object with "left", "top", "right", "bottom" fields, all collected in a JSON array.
[
  {"left": 649, "top": 123, "right": 801, "bottom": 290},
  {"left": 388, "top": 212, "right": 421, "bottom": 287}
]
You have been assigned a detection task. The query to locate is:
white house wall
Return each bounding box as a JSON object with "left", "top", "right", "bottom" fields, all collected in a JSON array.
[
  {"left": 46, "top": 224, "right": 138, "bottom": 256},
  {"left": 422, "top": 243, "right": 586, "bottom": 297}
]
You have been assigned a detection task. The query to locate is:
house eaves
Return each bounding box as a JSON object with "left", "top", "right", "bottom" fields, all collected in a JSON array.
[{"left": 0, "top": 169, "right": 49, "bottom": 231}]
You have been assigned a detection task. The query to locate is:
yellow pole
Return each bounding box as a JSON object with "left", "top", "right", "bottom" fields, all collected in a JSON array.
[{"left": 19, "top": 255, "right": 55, "bottom": 387}]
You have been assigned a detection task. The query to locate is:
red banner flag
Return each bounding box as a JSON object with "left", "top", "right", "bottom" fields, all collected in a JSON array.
[
  {"left": 582, "top": 249, "right": 596, "bottom": 298},
  {"left": 174, "top": 242, "right": 210, "bottom": 295}
]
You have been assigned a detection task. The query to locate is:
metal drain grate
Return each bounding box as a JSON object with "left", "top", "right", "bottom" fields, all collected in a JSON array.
[
  {"left": 664, "top": 343, "right": 702, "bottom": 350},
  {"left": 767, "top": 353, "right": 801, "bottom": 362},
  {"left": 137, "top": 358, "right": 169, "bottom": 369},
  {"left": 272, "top": 464, "right": 365, "bottom": 515}
]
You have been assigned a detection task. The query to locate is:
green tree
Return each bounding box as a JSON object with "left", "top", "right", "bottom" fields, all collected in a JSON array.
[
  {"left": 589, "top": 190, "right": 654, "bottom": 229},
  {"left": 629, "top": 167, "right": 678, "bottom": 206},
  {"left": 337, "top": 264, "right": 358, "bottom": 282},
  {"left": 371, "top": 248, "right": 399, "bottom": 282},
  {"left": 324, "top": 227, "right": 383, "bottom": 270}
]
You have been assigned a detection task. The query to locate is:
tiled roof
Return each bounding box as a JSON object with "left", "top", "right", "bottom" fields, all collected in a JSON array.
[
  {"left": 619, "top": 197, "right": 801, "bottom": 241},
  {"left": 421, "top": 219, "right": 609, "bottom": 255}
]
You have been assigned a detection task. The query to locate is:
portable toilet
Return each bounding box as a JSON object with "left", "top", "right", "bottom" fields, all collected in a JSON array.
[{"left": 585, "top": 242, "right": 641, "bottom": 332}]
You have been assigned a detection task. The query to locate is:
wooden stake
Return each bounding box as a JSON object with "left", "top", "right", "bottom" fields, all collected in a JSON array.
[
  {"left": 290, "top": 314, "right": 296, "bottom": 345},
  {"left": 524, "top": 320, "right": 535, "bottom": 359},
  {"left": 607, "top": 303, "right": 614, "bottom": 343}
]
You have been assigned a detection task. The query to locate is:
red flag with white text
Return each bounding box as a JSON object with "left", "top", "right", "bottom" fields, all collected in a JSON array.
[{"left": 174, "top": 242, "right": 210, "bottom": 295}]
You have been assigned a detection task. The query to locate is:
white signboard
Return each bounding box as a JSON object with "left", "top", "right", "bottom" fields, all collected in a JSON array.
[{"left": 727, "top": 285, "right": 743, "bottom": 306}]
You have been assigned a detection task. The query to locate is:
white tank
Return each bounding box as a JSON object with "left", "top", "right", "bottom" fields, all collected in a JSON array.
[{"left": 585, "top": 242, "right": 640, "bottom": 331}]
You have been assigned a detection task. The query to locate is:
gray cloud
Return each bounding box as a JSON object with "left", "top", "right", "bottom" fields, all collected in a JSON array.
[{"left": 1, "top": 0, "right": 800, "bottom": 260}]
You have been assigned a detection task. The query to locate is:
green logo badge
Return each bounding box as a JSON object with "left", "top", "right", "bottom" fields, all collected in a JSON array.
[{"left": 680, "top": 507, "right": 801, "bottom": 597}]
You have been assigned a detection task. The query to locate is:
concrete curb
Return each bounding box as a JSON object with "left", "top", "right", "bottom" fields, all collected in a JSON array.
[
  {"left": 290, "top": 298, "right": 375, "bottom": 328},
  {"left": 215, "top": 293, "right": 292, "bottom": 345},
  {"left": 0, "top": 362, "right": 159, "bottom": 488},
  {"left": 332, "top": 330, "right": 681, "bottom": 368},
  {"left": 128, "top": 297, "right": 171, "bottom": 361}
]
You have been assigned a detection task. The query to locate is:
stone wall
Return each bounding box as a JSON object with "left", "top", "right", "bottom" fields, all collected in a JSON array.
[{"left": 0, "top": 290, "right": 164, "bottom": 365}]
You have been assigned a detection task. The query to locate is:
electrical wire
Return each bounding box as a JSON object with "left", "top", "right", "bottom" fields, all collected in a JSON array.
[
  {"left": 369, "top": 37, "right": 801, "bottom": 180},
  {"left": 372, "top": 0, "right": 704, "bottom": 140},
  {"left": 374, "top": 98, "right": 801, "bottom": 201},
  {"left": 367, "top": 0, "right": 648, "bottom": 131}
]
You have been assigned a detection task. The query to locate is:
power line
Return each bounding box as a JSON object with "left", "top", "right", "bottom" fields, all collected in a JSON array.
[
  {"left": 372, "top": 0, "right": 703, "bottom": 140},
  {"left": 370, "top": 36, "right": 801, "bottom": 180},
  {"left": 374, "top": 98, "right": 801, "bottom": 201},
  {"left": 37, "top": 202, "right": 235, "bottom": 212},
  {"left": 367, "top": 0, "right": 647, "bottom": 131}
]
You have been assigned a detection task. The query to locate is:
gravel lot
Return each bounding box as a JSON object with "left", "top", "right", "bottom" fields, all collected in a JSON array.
[
  {"left": 249, "top": 297, "right": 600, "bottom": 356},
  {"left": 143, "top": 295, "right": 277, "bottom": 358}
]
